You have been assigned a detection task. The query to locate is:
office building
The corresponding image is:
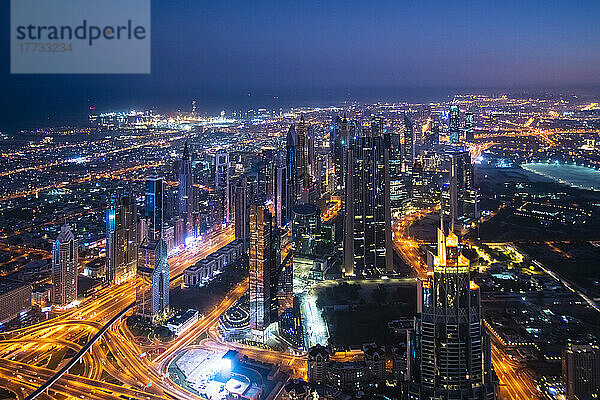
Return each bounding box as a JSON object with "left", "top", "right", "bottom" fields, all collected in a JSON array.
[
  {"left": 215, "top": 151, "right": 231, "bottom": 224},
  {"left": 402, "top": 116, "right": 415, "bottom": 174},
  {"left": 249, "top": 204, "right": 276, "bottom": 337},
  {"left": 449, "top": 105, "right": 460, "bottom": 144},
  {"left": 286, "top": 124, "right": 298, "bottom": 222},
  {"left": 145, "top": 176, "right": 164, "bottom": 240},
  {"left": 444, "top": 150, "right": 479, "bottom": 229},
  {"left": 51, "top": 224, "right": 78, "bottom": 305},
  {"left": 136, "top": 237, "right": 169, "bottom": 323},
  {"left": 405, "top": 224, "right": 496, "bottom": 399},
  {"left": 344, "top": 116, "right": 393, "bottom": 277},
  {"left": 178, "top": 142, "right": 194, "bottom": 243},
  {"left": 563, "top": 343, "right": 600, "bottom": 399},
  {"left": 465, "top": 112, "right": 475, "bottom": 141},
  {"left": 234, "top": 176, "right": 249, "bottom": 248},
  {"left": 106, "top": 191, "right": 138, "bottom": 284}
]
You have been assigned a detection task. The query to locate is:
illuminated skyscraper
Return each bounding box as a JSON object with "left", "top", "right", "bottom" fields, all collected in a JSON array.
[
  {"left": 144, "top": 176, "right": 164, "bottom": 240},
  {"left": 51, "top": 224, "right": 78, "bottom": 305},
  {"left": 249, "top": 204, "right": 275, "bottom": 336},
  {"left": 444, "top": 150, "right": 479, "bottom": 229},
  {"left": 405, "top": 224, "right": 496, "bottom": 399},
  {"left": 274, "top": 161, "right": 287, "bottom": 227},
  {"left": 234, "top": 176, "right": 249, "bottom": 249},
  {"left": 449, "top": 105, "right": 460, "bottom": 144},
  {"left": 215, "top": 151, "right": 230, "bottom": 224},
  {"left": 465, "top": 112, "right": 475, "bottom": 142},
  {"left": 344, "top": 116, "right": 393, "bottom": 277},
  {"left": 178, "top": 142, "right": 194, "bottom": 243},
  {"left": 136, "top": 237, "right": 169, "bottom": 323},
  {"left": 403, "top": 116, "right": 415, "bottom": 174},
  {"left": 330, "top": 114, "right": 347, "bottom": 192},
  {"left": 106, "top": 191, "right": 138, "bottom": 284},
  {"left": 286, "top": 124, "right": 298, "bottom": 222}
]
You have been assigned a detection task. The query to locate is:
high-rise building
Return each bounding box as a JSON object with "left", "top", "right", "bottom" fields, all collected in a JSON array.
[
  {"left": 449, "top": 105, "right": 460, "bottom": 144},
  {"left": 405, "top": 225, "right": 497, "bottom": 399},
  {"left": 106, "top": 191, "right": 138, "bottom": 284},
  {"left": 563, "top": 343, "right": 600, "bottom": 399},
  {"left": 136, "top": 237, "right": 169, "bottom": 323},
  {"left": 249, "top": 204, "right": 275, "bottom": 337},
  {"left": 402, "top": 116, "right": 415, "bottom": 174},
  {"left": 274, "top": 161, "right": 288, "bottom": 227},
  {"left": 51, "top": 224, "right": 78, "bottom": 305},
  {"left": 215, "top": 151, "right": 230, "bottom": 224},
  {"left": 330, "top": 114, "right": 347, "bottom": 192},
  {"left": 344, "top": 116, "right": 393, "bottom": 277},
  {"left": 178, "top": 142, "right": 194, "bottom": 243},
  {"left": 286, "top": 124, "right": 298, "bottom": 222},
  {"left": 144, "top": 176, "right": 164, "bottom": 240},
  {"left": 465, "top": 112, "right": 475, "bottom": 142},
  {"left": 444, "top": 151, "right": 479, "bottom": 229},
  {"left": 234, "top": 176, "right": 249, "bottom": 249}
]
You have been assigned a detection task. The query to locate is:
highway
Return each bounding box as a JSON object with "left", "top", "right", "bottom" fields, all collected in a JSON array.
[{"left": 0, "top": 227, "right": 236, "bottom": 399}]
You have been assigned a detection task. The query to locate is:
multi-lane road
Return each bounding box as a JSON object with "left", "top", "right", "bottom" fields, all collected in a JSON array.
[{"left": 0, "top": 227, "right": 237, "bottom": 399}]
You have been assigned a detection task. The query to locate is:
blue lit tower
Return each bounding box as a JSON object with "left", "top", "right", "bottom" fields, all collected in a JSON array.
[
  {"left": 449, "top": 105, "right": 460, "bottom": 144},
  {"left": 51, "top": 224, "right": 78, "bottom": 305},
  {"left": 405, "top": 223, "right": 496, "bottom": 399},
  {"left": 106, "top": 191, "right": 138, "bottom": 284},
  {"left": 144, "top": 176, "right": 164, "bottom": 240},
  {"left": 136, "top": 237, "right": 169, "bottom": 323},
  {"left": 178, "top": 142, "right": 194, "bottom": 242}
]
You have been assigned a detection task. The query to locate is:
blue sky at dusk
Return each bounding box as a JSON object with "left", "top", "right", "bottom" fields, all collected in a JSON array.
[{"left": 1, "top": 0, "right": 600, "bottom": 131}]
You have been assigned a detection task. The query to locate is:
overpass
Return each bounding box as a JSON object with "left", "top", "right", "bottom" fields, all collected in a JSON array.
[{"left": 25, "top": 301, "right": 135, "bottom": 400}]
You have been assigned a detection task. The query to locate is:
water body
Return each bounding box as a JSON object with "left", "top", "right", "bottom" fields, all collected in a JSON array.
[{"left": 521, "top": 162, "right": 600, "bottom": 191}]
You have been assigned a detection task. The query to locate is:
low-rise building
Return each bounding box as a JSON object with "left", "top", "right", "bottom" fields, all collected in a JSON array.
[
  {"left": 165, "top": 309, "right": 200, "bottom": 336},
  {"left": 183, "top": 239, "right": 244, "bottom": 287}
]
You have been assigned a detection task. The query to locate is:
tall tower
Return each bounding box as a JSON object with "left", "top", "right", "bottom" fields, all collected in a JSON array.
[
  {"left": 215, "top": 151, "right": 230, "bottom": 224},
  {"left": 178, "top": 142, "right": 194, "bottom": 242},
  {"left": 449, "top": 105, "right": 460, "bottom": 144},
  {"left": 465, "top": 112, "right": 475, "bottom": 142},
  {"left": 51, "top": 224, "right": 78, "bottom": 305},
  {"left": 106, "top": 191, "right": 138, "bottom": 284},
  {"left": 249, "top": 204, "right": 275, "bottom": 337},
  {"left": 402, "top": 116, "right": 415, "bottom": 174},
  {"left": 286, "top": 124, "right": 298, "bottom": 223},
  {"left": 234, "top": 176, "right": 249, "bottom": 249},
  {"left": 136, "top": 237, "right": 169, "bottom": 323},
  {"left": 274, "top": 161, "right": 288, "bottom": 227},
  {"left": 344, "top": 116, "right": 393, "bottom": 277},
  {"left": 446, "top": 150, "right": 478, "bottom": 229},
  {"left": 144, "top": 176, "right": 164, "bottom": 240},
  {"left": 405, "top": 226, "right": 497, "bottom": 399}
]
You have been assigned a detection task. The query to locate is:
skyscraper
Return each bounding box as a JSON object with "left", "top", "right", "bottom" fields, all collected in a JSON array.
[
  {"left": 144, "top": 176, "right": 164, "bottom": 240},
  {"left": 563, "top": 343, "right": 600, "bottom": 399},
  {"left": 344, "top": 116, "right": 393, "bottom": 277},
  {"left": 449, "top": 105, "right": 460, "bottom": 144},
  {"left": 445, "top": 150, "right": 479, "bottom": 229},
  {"left": 286, "top": 124, "right": 298, "bottom": 223},
  {"left": 274, "top": 162, "right": 288, "bottom": 227},
  {"left": 249, "top": 204, "right": 275, "bottom": 337},
  {"left": 330, "top": 114, "right": 346, "bottom": 192},
  {"left": 234, "top": 176, "right": 249, "bottom": 250},
  {"left": 51, "top": 224, "right": 78, "bottom": 305},
  {"left": 405, "top": 224, "right": 497, "bottom": 399},
  {"left": 136, "top": 237, "right": 169, "bottom": 323},
  {"left": 465, "top": 112, "right": 475, "bottom": 142},
  {"left": 215, "top": 151, "right": 230, "bottom": 224},
  {"left": 178, "top": 142, "right": 194, "bottom": 243},
  {"left": 106, "top": 191, "right": 138, "bottom": 284},
  {"left": 402, "top": 116, "right": 415, "bottom": 174}
]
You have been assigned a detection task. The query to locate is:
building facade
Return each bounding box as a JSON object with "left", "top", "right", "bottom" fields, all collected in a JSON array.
[{"left": 51, "top": 224, "right": 78, "bottom": 305}]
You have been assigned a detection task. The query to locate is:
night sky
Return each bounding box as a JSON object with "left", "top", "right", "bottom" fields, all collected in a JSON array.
[{"left": 2, "top": 0, "right": 600, "bottom": 132}]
